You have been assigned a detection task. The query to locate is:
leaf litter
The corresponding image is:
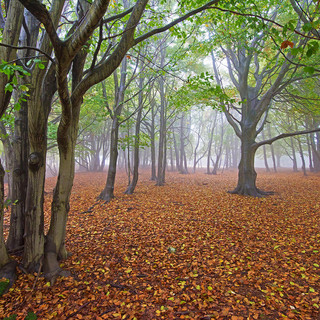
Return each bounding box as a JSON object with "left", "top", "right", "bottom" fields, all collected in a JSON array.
[{"left": 1, "top": 170, "right": 320, "bottom": 319}]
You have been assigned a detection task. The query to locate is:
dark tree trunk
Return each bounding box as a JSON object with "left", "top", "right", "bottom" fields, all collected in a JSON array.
[
  {"left": 6, "top": 101, "right": 28, "bottom": 252},
  {"left": 0, "top": 160, "right": 11, "bottom": 268},
  {"left": 229, "top": 128, "right": 272, "bottom": 197}
]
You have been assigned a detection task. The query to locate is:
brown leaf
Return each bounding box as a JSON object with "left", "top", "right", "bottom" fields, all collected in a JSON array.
[{"left": 281, "top": 40, "right": 294, "bottom": 49}]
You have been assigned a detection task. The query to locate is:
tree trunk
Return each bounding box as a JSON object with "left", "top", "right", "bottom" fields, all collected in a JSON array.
[
  {"left": 268, "top": 124, "right": 277, "bottom": 173},
  {"left": 99, "top": 58, "right": 128, "bottom": 201},
  {"left": 23, "top": 82, "right": 51, "bottom": 272},
  {"left": 45, "top": 41, "right": 89, "bottom": 283},
  {"left": 99, "top": 114, "right": 120, "bottom": 201},
  {"left": 229, "top": 128, "right": 272, "bottom": 197},
  {"left": 125, "top": 74, "right": 144, "bottom": 195},
  {"left": 206, "top": 113, "right": 217, "bottom": 174},
  {"left": 306, "top": 134, "right": 313, "bottom": 172},
  {"left": 173, "top": 131, "right": 180, "bottom": 172},
  {"left": 156, "top": 41, "right": 166, "bottom": 186},
  {"left": 0, "top": 161, "right": 10, "bottom": 268},
  {"left": 0, "top": 122, "right": 13, "bottom": 200},
  {"left": 150, "top": 112, "right": 157, "bottom": 180},
  {"left": 6, "top": 100, "right": 28, "bottom": 252},
  {"left": 261, "top": 131, "right": 270, "bottom": 172},
  {"left": 290, "top": 137, "right": 298, "bottom": 172},
  {"left": 0, "top": 159, "right": 17, "bottom": 289}
]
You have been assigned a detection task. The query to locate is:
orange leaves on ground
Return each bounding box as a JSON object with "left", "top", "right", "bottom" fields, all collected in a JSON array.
[{"left": 1, "top": 170, "right": 320, "bottom": 319}]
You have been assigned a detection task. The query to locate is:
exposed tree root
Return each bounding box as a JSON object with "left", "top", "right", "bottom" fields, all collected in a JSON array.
[
  {"left": 97, "top": 191, "right": 114, "bottom": 203},
  {"left": 124, "top": 186, "right": 134, "bottom": 195},
  {"left": 43, "top": 238, "right": 71, "bottom": 286},
  {"left": 228, "top": 186, "right": 275, "bottom": 197},
  {"left": 0, "top": 260, "right": 17, "bottom": 295}
]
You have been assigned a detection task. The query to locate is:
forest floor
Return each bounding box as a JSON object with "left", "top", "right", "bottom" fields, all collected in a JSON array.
[{"left": 1, "top": 170, "right": 320, "bottom": 320}]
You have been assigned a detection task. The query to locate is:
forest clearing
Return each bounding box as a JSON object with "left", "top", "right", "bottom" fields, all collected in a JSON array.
[{"left": 1, "top": 170, "right": 320, "bottom": 319}]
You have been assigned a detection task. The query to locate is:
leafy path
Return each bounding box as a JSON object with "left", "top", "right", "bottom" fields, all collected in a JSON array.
[{"left": 1, "top": 170, "right": 320, "bottom": 319}]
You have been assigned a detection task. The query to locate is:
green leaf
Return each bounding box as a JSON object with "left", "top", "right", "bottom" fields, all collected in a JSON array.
[
  {"left": 25, "top": 311, "right": 37, "bottom": 320},
  {"left": 5, "top": 83, "right": 13, "bottom": 93},
  {"left": 304, "top": 66, "right": 315, "bottom": 75}
]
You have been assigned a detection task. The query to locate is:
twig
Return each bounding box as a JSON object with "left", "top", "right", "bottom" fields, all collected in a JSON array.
[
  {"left": 66, "top": 302, "right": 90, "bottom": 319},
  {"left": 0, "top": 43, "right": 55, "bottom": 63}
]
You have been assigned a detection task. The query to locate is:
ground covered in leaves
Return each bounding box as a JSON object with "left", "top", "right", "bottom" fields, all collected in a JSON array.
[{"left": 1, "top": 170, "right": 320, "bottom": 319}]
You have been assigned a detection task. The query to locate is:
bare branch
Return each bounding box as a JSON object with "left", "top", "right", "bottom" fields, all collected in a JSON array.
[
  {"left": 0, "top": 42, "right": 54, "bottom": 63},
  {"left": 134, "top": 0, "right": 221, "bottom": 45},
  {"left": 253, "top": 127, "right": 320, "bottom": 150}
]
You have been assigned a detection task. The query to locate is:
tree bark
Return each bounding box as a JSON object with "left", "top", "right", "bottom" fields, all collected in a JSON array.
[
  {"left": 99, "top": 58, "right": 127, "bottom": 201},
  {"left": 0, "top": 160, "right": 10, "bottom": 268},
  {"left": 125, "top": 72, "right": 144, "bottom": 194},
  {"left": 229, "top": 128, "right": 271, "bottom": 197},
  {"left": 156, "top": 41, "right": 166, "bottom": 186},
  {"left": 6, "top": 101, "right": 28, "bottom": 252}
]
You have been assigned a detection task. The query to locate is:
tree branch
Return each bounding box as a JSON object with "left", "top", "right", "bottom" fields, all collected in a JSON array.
[
  {"left": 18, "top": 0, "right": 62, "bottom": 49},
  {"left": 134, "top": 0, "right": 220, "bottom": 45},
  {"left": 210, "top": 6, "right": 319, "bottom": 40},
  {"left": 253, "top": 127, "right": 320, "bottom": 150},
  {"left": 0, "top": 42, "right": 55, "bottom": 63}
]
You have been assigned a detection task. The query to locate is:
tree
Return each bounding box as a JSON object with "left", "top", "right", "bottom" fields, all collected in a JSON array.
[
  {"left": 0, "top": 0, "right": 221, "bottom": 283},
  {"left": 208, "top": 2, "right": 320, "bottom": 196}
]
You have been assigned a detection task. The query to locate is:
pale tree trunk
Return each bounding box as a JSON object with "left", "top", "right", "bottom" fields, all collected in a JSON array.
[
  {"left": 306, "top": 134, "right": 313, "bottom": 172},
  {"left": 125, "top": 74, "right": 144, "bottom": 194},
  {"left": 212, "top": 114, "right": 224, "bottom": 175},
  {"left": 232, "top": 135, "right": 239, "bottom": 169},
  {"left": 294, "top": 119, "right": 307, "bottom": 175},
  {"left": 261, "top": 131, "right": 270, "bottom": 172},
  {"left": 297, "top": 136, "right": 307, "bottom": 176},
  {"left": 0, "top": 122, "right": 13, "bottom": 200},
  {"left": 99, "top": 58, "right": 128, "bottom": 201},
  {"left": 150, "top": 97, "right": 157, "bottom": 180},
  {"left": 156, "top": 42, "right": 166, "bottom": 186},
  {"left": 173, "top": 131, "right": 180, "bottom": 172},
  {"left": 179, "top": 114, "right": 187, "bottom": 174},
  {"left": 206, "top": 112, "right": 217, "bottom": 174},
  {"left": 268, "top": 123, "right": 277, "bottom": 172},
  {"left": 290, "top": 137, "right": 298, "bottom": 172}
]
